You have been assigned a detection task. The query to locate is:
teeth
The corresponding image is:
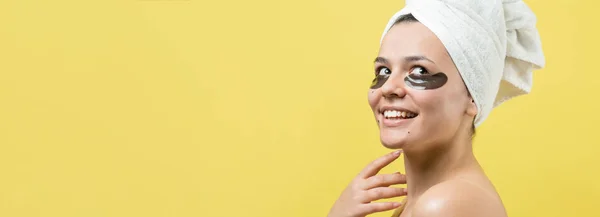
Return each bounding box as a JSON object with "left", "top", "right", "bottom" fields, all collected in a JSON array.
[{"left": 383, "top": 110, "right": 417, "bottom": 119}]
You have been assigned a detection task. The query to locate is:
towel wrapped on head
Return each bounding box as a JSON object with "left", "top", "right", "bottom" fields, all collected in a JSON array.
[{"left": 380, "top": 0, "right": 545, "bottom": 127}]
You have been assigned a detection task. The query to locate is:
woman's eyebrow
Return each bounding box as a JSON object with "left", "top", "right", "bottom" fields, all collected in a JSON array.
[
  {"left": 374, "top": 57, "right": 388, "bottom": 64},
  {"left": 374, "top": 56, "right": 435, "bottom": 64},
  {"left": 404, "top": 55, "right": 435, "bottom": 64}
]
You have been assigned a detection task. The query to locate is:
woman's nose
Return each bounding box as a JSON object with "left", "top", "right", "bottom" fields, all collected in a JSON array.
[{"left": 380, "top": 74, "right": 407, "bottom": 99}]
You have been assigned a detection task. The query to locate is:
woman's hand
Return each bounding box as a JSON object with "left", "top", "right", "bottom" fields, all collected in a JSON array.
[{"left": 327, "top": 150, "right": 407, "bottom": 217}]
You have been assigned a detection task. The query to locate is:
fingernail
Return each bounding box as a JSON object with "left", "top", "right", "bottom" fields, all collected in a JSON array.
[
  {"left": 393, "top": 202, "right": 402, "bottom": 207},
  {"left": 393, "top": 150, "right": 402, "bottom": 156}
]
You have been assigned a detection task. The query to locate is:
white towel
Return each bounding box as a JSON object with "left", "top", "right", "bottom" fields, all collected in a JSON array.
[{"left": 380, "top": 0, "right": 546, "bottom": 127}]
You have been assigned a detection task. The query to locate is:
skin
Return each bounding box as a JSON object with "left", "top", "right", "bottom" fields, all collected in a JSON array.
[{"left": 328, "top": 22, "right": 507, "bottom": 217}]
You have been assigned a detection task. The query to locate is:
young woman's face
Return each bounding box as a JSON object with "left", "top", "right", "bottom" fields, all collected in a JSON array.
[{"left": 368, "top": 21, "right": 477, "bottom": 150}]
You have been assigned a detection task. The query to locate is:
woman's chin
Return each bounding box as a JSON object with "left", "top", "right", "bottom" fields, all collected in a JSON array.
[
  {"left": 380, "top": 141, "right": 405, "bottom": 149},
  {"left": 379, "top": 130, "right": 411, "bottom": 149}
]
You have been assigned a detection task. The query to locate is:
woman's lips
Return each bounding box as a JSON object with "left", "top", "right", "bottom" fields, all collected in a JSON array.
[
  {"left": 379, "top": 112, "right": 417, "bottom": 128},
  {"left": 381, "top": 116, "right": 414, "bottom": 127}
]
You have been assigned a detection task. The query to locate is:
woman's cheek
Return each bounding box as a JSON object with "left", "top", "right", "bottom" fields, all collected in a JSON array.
[
  {"left": 367, "top": 89, "right": 380, "bottom": 109},
  {"left": 409, "top": 90, "right": 443, "bottom": 111}
]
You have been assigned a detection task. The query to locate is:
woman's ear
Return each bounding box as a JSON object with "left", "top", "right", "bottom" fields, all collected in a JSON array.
[{"left": 467, "top": 98, "right": 477, "bottom": 116}]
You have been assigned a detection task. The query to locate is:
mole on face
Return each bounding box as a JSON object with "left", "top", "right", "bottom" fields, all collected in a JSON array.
[
  {"left": 370, "top": 74, "right": 390, "bottom": 89},
  {"left": 404, "top": 72, "right": 448, "bottom": 90}
]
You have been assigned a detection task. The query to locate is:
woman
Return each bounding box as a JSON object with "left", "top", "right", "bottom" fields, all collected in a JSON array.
[{"left": 327, "top": 0, "right": 545, "bottom": 217}]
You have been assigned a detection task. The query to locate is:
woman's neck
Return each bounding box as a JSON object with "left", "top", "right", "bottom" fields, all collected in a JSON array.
[{"left": 402, "top": 139, "right": 480, "bottom": 201}]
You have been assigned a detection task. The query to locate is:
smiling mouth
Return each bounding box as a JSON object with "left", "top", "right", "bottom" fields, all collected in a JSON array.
[{"left": 382, "top": 110, "right": 418, "bottom": 120}]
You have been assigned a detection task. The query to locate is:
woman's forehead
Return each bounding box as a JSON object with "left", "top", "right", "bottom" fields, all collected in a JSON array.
[{"left": 379, "top": 22, "right": 450, "bottom": 64}]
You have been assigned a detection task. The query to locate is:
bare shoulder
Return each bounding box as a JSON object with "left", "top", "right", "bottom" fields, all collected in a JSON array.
[{"left": 411, "top": 179, "right": 507, "bottom": 217}]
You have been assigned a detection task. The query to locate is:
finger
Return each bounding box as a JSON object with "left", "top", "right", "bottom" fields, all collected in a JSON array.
[
  {"left": 360, "top": 187, "right": 407, "bottom": 202},
  {"left": 358, "top": 150, "right": 402, "bottom": 179},
  {"left": 356, "top": 201, "right": 402, "bottom": 216},
  {"left": 361, "top": 172, "right": 407, "bottom": 189}
]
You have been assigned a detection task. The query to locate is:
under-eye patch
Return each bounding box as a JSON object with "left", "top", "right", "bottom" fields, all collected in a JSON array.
[{"left": 404, "top": 72, "right": 448, "bottom": 90}]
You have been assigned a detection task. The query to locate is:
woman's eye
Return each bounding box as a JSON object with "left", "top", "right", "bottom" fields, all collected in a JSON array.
[
  {"left": 377, "top": 67, "right": 391, "bottom": 76},
  {"left": 409, "top": 66, "right": 429, "bottom": 75}
]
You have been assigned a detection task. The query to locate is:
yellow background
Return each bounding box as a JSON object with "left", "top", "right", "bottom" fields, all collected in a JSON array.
[{"left": 0, "top": 0, "right": 597, "bottom": 216}]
